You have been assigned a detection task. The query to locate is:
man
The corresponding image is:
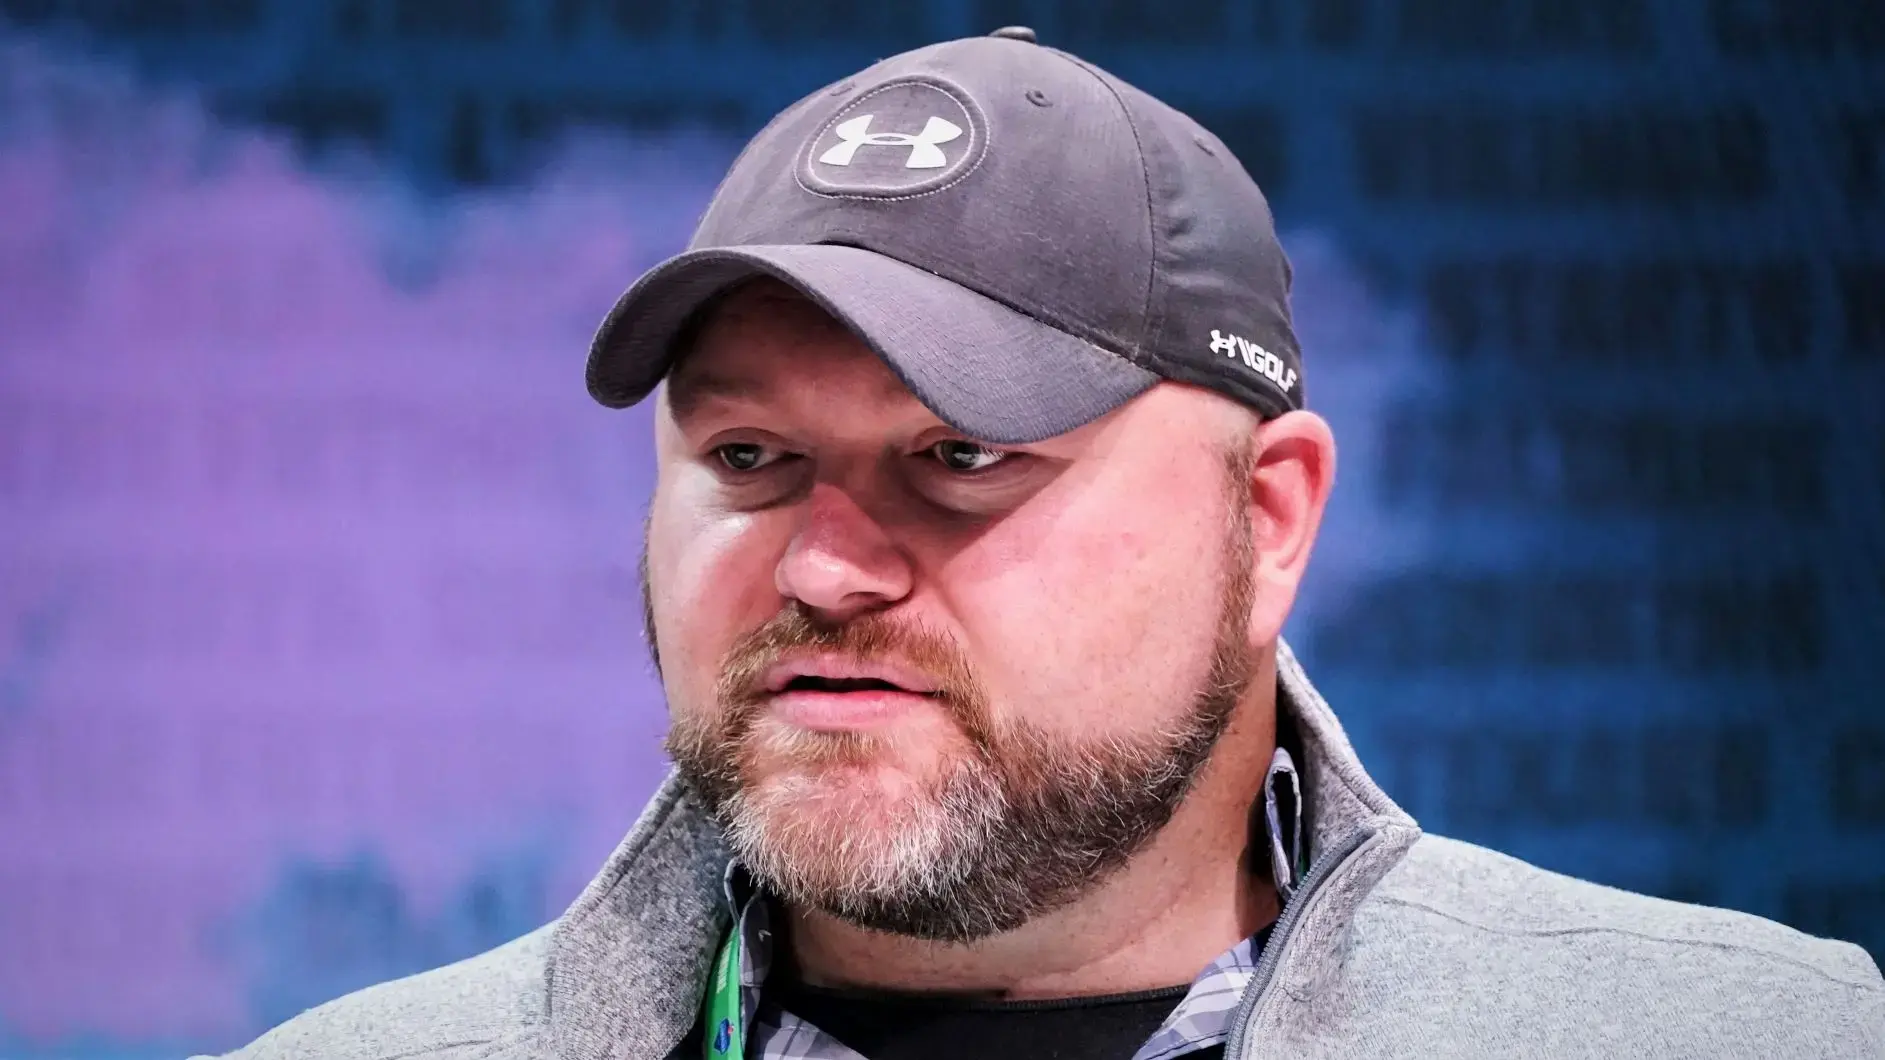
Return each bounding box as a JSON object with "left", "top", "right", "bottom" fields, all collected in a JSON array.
[{"left": 217, "top": 27, "right": 1882, "bottom": 1060}]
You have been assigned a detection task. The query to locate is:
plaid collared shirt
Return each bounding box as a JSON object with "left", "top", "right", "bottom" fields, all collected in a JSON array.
[{"left": 716, "top": 865, "right": 1271, "bottom": 1060}]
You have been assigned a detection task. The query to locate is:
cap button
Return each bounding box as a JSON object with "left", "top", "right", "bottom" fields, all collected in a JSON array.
[{"left": 989, "top": 25, "right": 1037, "bottom": 43}]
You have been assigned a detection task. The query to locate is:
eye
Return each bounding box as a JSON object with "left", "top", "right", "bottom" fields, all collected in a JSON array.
[
  {"left": 928, "top": 440, "right": 1009, "bottom": 473},
  {"left": 712, "top": 442, "right": 785, "bottom": 472}
]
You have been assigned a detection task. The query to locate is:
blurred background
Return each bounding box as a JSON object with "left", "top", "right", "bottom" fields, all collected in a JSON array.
[{"left": 0, "top": 1, "right": 1881, "bottom": 1056}]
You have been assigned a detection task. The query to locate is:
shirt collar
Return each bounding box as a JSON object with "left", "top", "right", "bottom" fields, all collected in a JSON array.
[{"left": 720, "top": 862, "right": 1273, "bottom": 1060}]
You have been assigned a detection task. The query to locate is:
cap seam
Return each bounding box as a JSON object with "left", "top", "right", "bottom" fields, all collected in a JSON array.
[
  {"left": 690, "top": 88, "right": 830, "bottom": 251},
  {"left": 1053, "top": 51, "right": 1159, "bottom": 370},
  {"left": 1158, "top": 359, "right": 1292, "bottom": 420}
]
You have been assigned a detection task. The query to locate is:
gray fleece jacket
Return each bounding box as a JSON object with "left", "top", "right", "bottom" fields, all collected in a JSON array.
[{"left": 209, "top": 642, "right": 1885, "bottom": 1059}]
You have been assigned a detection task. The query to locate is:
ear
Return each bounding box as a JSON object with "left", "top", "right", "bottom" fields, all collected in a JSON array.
[{"left": 1241, "top": 410, "right": 1337, "bottom": 645}]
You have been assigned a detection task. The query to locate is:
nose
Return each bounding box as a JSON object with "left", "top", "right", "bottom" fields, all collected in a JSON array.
[{"left": 775, "top": 482, "right": 913, "bottom": 622}]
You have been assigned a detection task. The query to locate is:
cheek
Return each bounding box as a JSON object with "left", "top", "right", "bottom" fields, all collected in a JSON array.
[
  {"left": 945, "top": 492, "right": 1225, "bottom": 735},
  {"left": 648, "top": 494, "right": 784, "bottom": 711}
]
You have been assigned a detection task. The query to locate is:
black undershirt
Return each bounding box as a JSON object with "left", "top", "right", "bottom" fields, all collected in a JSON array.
[{"left": 760, "top": 976, "right": 1227, "bottom": 1060}]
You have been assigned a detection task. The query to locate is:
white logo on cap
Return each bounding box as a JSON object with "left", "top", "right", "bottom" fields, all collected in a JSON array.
[
  {"left": 819, "top": 114, "right": 963, "bottom": 169},
  {"left": 1210, "top": 329, "right": 1297, "bottom": 394}
]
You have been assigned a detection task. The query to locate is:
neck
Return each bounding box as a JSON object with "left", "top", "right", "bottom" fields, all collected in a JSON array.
[{"left": 781, "top": 675, "right": 1280, "bottom": 1000}]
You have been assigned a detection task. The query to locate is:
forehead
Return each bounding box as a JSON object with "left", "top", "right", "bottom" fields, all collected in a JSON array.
[{"left": 666, "top": 278, "right": 920, "bottom": 419}]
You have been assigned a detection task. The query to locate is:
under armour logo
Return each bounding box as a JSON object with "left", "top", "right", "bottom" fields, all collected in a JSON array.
[
  {"left": 819, "top": 114, "right": 963, "bottom": 169},
  {"left": 1210, "top": 329, "right": 1297, "bottom": 394}
]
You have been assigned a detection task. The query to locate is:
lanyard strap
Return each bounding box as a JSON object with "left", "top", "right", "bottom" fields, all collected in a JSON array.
[{"left": 704, "top": 926, "right": 745, "bottom": 1059}]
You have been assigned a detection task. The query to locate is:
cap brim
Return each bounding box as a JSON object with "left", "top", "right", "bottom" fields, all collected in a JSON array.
[{"left": 585, "top": 244, "right": 1158, "bottom": 445}]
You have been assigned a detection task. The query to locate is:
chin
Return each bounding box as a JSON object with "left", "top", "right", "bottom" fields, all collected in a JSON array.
[
  {"left": 728, "top": 745, "right": 984, "bottom": 888},
  {"left": 728, "top": 777, "right": 947, "bottom": 892}
]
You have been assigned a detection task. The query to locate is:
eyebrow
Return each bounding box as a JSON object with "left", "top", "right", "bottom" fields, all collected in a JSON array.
[{"left": 664, "top": 367, "right": 768, "bottom": 423}]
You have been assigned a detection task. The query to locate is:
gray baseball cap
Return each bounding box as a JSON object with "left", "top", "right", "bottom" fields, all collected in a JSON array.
[{"left": 586, "top": 27, "right": 1301, "bottom": 445}]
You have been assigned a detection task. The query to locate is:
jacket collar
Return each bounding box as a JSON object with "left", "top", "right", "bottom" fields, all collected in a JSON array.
[{"left": 544, "top": 639, "right": 1418, "bottom": 1060}]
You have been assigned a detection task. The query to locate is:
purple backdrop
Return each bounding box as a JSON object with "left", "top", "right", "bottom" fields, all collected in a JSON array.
[{"left": 0, "top": 35, "right": 1428, "bottom": 1054}]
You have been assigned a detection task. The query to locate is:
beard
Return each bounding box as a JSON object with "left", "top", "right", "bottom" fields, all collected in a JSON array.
[{"left": 656, "top": 450, "right": 1258, "bottom": 944}]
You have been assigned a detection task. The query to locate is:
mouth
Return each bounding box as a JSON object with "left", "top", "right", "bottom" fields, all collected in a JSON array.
[
  {"left": 760, "top": 656, "right": 943, "bottom": 731},
  {"left": 761, "top": 655, "right": 942, "bottom": 697},
  {"left": 779, "top": 675, "right": 925, "bottom": 695}
]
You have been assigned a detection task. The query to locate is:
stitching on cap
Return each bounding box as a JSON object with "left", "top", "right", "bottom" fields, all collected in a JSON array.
[
  {"left": 794, "top": 76, "right": 991, "bottom": 202},
  {"left": 1054, "top": 53, "right": 1157, "bottom": 369}
]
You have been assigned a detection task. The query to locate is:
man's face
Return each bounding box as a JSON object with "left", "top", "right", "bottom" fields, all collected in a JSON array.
[{"left": 643, "top": 281, "right": 1261, "bottom": 942}]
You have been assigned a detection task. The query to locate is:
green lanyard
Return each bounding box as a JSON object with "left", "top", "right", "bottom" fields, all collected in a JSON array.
[{"left": 704, "top": 926, "right": 745, "bottom": 1059}]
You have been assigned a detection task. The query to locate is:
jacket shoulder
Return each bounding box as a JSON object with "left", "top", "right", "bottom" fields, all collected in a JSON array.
[
  {"left": 1349, "top": 834, "right": 1883, "bottom": 1054},
  {"left": 201, "top": 924, "right": 557, "bottom": 1060}
]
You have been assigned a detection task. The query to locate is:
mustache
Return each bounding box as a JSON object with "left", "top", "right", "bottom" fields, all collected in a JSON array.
[{"left": 714, "top": 604, "right": 991, "bottom": 741}]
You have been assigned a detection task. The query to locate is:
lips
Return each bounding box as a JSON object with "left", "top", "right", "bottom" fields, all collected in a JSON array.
[
  {"left": 755, "top": 654, "right": 946, "bottom": 733},
  {"left": 760, "top": 655, "right": 942, "bottom": 697}
]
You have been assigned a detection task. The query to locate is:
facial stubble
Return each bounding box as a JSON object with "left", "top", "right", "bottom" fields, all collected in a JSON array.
[{"left": 652, "top": 446, "right": 1259, "bottom": 943}]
